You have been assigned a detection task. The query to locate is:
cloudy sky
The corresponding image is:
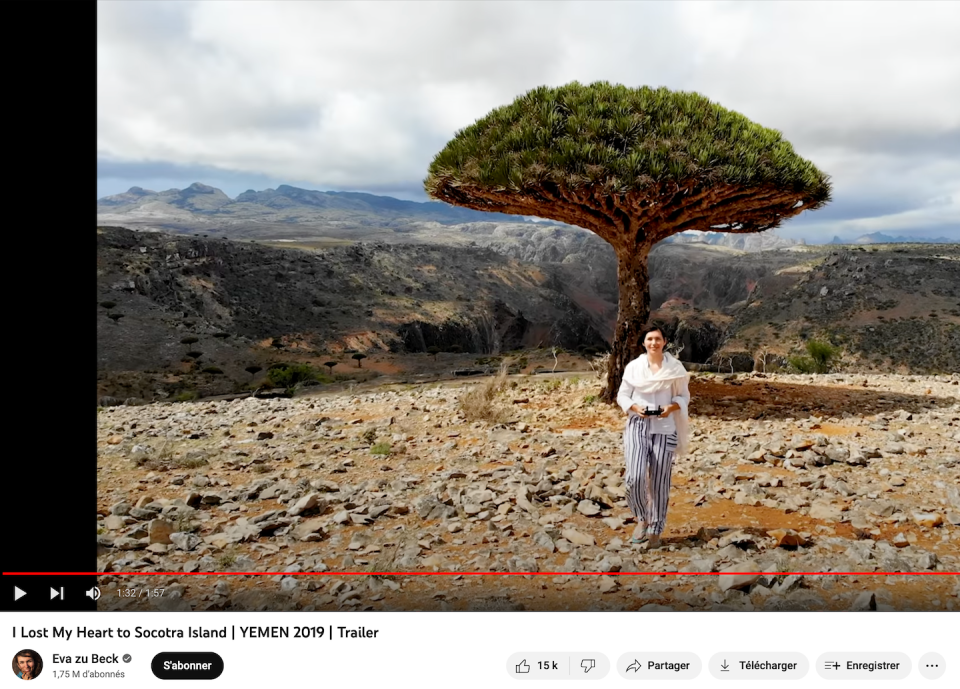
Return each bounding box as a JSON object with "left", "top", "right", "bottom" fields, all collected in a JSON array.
[{"left": 97, "top": 1, "right": 959, "bottom": 242}]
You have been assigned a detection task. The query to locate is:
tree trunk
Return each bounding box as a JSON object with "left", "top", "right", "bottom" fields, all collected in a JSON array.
[{"left": 601, "top": 245, "right": 652, "bottom": 402}]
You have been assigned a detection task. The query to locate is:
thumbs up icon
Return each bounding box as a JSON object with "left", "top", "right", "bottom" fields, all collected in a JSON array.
[{"left": 516, "top": 660, "right": 531, "bottom": 674}]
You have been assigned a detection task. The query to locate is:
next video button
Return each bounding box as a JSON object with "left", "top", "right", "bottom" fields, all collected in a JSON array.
[{"left": 151, "top": 653, "right": 224, "bottom": 680}]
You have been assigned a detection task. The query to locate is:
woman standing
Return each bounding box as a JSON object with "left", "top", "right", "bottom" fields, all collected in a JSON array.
[{"left": 617, "top": 327, "right": 690, "bottom": 549}]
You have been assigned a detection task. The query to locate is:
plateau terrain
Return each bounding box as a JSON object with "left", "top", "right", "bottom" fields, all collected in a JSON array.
[{"left": 96, "top": 370, "right": 960, "bottom": 611}]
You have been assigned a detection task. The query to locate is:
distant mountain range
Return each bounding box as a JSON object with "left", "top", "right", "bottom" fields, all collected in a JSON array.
[
  {"left": 97, "top": 183, "right": 957, "bottom": 246},
  {"left": 666, "top": 230, "right": 802, "bottom": 251},
  {"left": 97, "top": 182, "right": 533, "bottom": 228},
  {"left": 829, "top": 231, "right": 956, "bottom": 245}
]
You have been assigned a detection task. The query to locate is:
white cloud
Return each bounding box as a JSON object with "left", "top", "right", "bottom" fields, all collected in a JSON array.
[{"left": 97, "top": 0, "right": 960, "bottom": 240}]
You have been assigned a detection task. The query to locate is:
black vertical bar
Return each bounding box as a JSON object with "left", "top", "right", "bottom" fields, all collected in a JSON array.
[{"left": 2, "top": 0, "right": 97, "bottom": 612}]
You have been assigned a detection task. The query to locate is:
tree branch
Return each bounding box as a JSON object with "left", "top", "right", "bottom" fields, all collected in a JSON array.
[{"left": 433, "top": 179, "right": 810, "bottom": 246}]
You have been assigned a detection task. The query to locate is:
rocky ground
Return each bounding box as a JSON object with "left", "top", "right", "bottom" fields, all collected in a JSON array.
[{"left": 96, "top": 371, "right": 960, "bottom": 612}]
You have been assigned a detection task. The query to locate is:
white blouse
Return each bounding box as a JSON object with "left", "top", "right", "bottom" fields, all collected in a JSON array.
[{"left": 616, "top": 356, "right": 690, "bottom": 436}]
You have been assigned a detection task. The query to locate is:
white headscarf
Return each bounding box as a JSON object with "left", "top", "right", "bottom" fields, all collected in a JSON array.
[{"left": 623, "top": 352, "right": 690, "bottom": 456}]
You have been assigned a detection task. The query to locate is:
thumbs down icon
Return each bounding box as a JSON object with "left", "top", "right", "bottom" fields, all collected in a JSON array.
[{"left": 581, "top": 659, "right": 596, "bottom": 673}]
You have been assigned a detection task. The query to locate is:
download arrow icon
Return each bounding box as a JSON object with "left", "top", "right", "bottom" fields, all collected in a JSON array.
[{"left": 721, "top": 660, "right": 730, "bottom": 671}]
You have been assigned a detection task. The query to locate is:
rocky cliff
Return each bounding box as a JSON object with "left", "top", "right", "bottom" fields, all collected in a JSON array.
[
  {"left": 715, "top": 244, "right": 960, "bottom": 373},
  {"left": 96, "top": 226, "right": 609, "bottom": 399}
]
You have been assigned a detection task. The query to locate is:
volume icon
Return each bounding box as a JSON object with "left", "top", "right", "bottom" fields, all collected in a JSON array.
[{"left": 85, "top": 587, "right": 101, "bottom": 601}]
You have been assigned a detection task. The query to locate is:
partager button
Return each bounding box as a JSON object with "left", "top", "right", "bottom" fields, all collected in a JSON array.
[{"left": 617, "top": 653, "right": 701, "bottom": 680}]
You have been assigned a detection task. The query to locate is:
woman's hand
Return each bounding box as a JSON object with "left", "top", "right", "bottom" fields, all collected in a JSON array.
[{"left": 659, "top": 403, "right": 679, "bottom": 418}]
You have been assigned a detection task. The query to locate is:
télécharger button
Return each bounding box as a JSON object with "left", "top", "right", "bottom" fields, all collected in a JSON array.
[
  {"left": 709, "top": 653, "right": 808, "bottom": 680},
  {"left": 151, "top": 653, "right": 224, "bottom": 680}
]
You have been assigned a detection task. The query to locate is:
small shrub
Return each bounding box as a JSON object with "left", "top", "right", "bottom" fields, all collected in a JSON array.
[
  {"left": 175, "top": 454, "right": 208, "bottom": 469},
  {"left": 267, "top": 363, "right": 317, "bottom": 388},
  {"left": 181, "top": 336, "right": 199, "bottom": 345},
  {"left": 370, "top": 442, "right": 392, "bottom": 455},
  {"left": 252, "top": 463, "right": 272, "bottom": 474},
  {"left": 352, "top": 353, "right": 367, "bottom": 368},
  {"left": 245, "top": 365, "right": 262, "bottom": 377},
  {"left": 202, "top": 366, "right": 223, "bottom": 375},
  {"left": 186, "top": 351, "right": 203, "bottom": 359},
  {"left": 99, "top": 301, "right": 116, "bottom": 309},
  {"left": 583, "top": 394, "right": 598, "bottom": 405},
  {"left": 459, "top": 364, "right": 510, "bottom": 423},
  {"left": 175, "top": 390, "right": 198, "bottom": 402},
  {"left": 323, "top": 361, "right": 338, "bottom": 374},
  {"left": 362, "top": 428, "right": 377, "bottom": 445},
  {"left": 171, "top": 514, "right": 198, "bottom": 533},
  {"left": 108, "top": 313, "right": 125, "bottom": 323},
  {"left": 805, "top": 339, "right": 839, "bottom": 373}
]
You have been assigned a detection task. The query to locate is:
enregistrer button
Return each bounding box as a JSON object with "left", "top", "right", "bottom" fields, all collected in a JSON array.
[
  {"left": 151, "top": 653, "right": 224, "bottom": 680},
  {"left": 816, "top": 652, "right": 910, "bottom": 679}
]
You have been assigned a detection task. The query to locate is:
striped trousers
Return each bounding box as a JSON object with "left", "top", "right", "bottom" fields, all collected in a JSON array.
[{"left": 623, "top": 414, "right": 678, "bottom": 536}]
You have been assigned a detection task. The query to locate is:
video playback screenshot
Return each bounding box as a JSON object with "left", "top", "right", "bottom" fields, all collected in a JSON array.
[{"left": 5, "top": 1, "right": 957, "bottom": 685}]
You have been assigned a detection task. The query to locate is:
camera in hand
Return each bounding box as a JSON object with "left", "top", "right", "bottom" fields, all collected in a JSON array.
[{"left": 642, "top": 406, "right": 664, "bottom": 416}]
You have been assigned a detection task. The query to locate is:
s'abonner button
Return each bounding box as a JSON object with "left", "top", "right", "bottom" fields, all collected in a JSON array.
[{"left": 151, "top": 653, "right": 224, "bottom": 680}]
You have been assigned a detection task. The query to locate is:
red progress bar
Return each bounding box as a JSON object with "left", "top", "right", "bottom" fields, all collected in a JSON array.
[{"left": 6, "top": 571, "right": 959, "bottom": 576}]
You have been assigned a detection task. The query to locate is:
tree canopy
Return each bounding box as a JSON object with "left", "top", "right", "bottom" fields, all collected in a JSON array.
[{"left": 426, "top": 82, "right": 830, "bottom": 245}]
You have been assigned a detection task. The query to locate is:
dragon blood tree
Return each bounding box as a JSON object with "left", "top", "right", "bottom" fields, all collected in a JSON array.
[{"left": 425, "top": 82, "right": 831, "bottom": 401}]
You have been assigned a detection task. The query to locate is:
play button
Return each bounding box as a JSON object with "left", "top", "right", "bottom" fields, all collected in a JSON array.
[{"left": 14, "top": 587, "right": 27, "bottom": 601}]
